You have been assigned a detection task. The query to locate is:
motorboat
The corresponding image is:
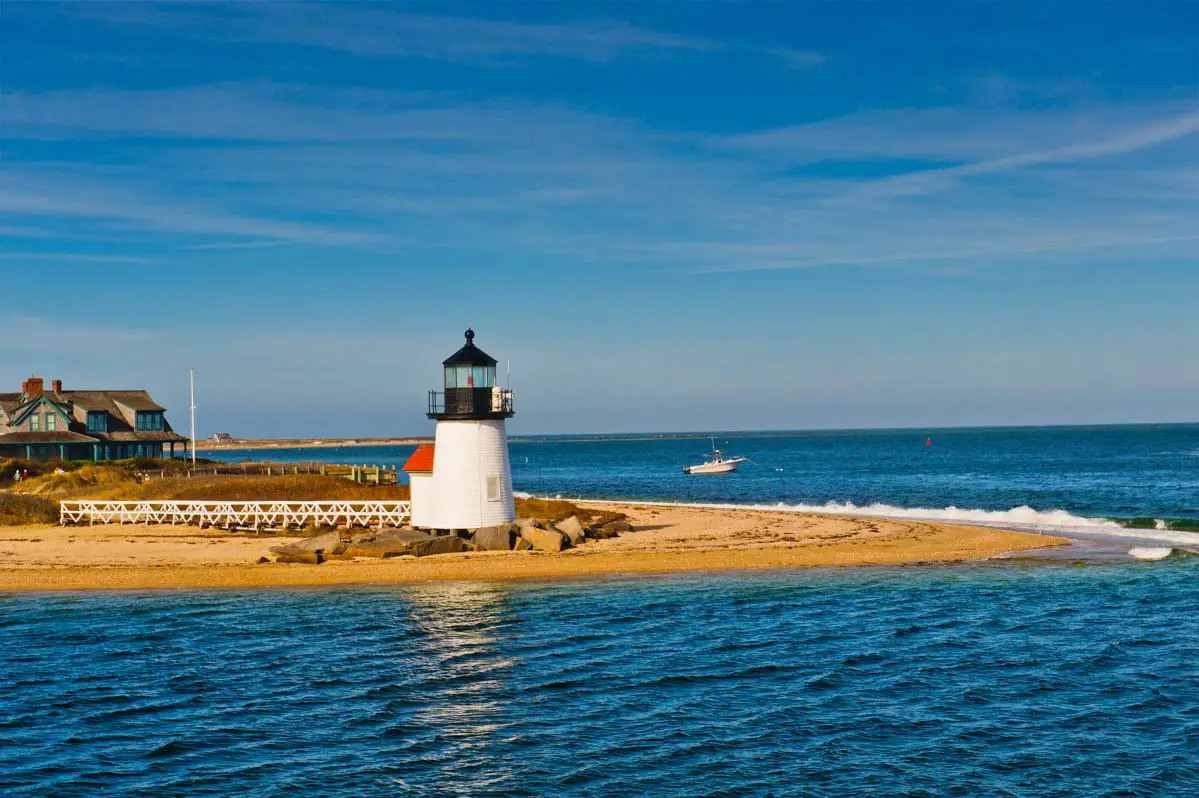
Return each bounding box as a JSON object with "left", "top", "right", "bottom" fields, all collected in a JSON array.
[{"left": 683, "top": 438, "right": 748, "bottom": 474}]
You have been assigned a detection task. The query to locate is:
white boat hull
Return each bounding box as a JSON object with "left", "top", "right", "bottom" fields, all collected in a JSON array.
[{"left": 684, "top": 459, "right": 744, "bottom": 474}]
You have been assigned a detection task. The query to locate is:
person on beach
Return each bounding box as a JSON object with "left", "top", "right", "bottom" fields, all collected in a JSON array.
[
  {"left": 22, "top": 468, "right": 29, "bottom": 481},
  {"left": 12, "top": 469, "right": 20, "bottom": 484}
]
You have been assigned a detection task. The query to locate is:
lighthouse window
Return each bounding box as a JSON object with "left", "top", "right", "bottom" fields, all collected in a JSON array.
[
  {"left": 486, "top": 475, "right": 501, "bottom": 501},
  {"left": 472, "top": 367, "right": 493, "bottom": 388},
  {"left": 445, "top": 366, "right": 495, "bottom": 388}
]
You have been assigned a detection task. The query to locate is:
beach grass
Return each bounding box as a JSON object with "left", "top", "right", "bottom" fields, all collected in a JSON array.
[
  {"left": 2, "top": 467, "right": 610, "bottom": 530},
  {"left": 0, "top": 494, "right": 59, "bottom": 526}
]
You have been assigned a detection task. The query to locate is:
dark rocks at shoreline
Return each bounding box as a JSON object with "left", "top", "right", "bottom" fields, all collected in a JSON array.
[
  {"left": 473, "top": 525, "right": 515, "bottom": 551},
  {"left": 264, "top": 511, "right": 630, "bottom": 564},
  {"left": 270, "top": 530, "right": 342, "bottom": 557},
  {"left": 554, "top": 516, "right": 586, "bottom": 546},
  {"left": 410, "top": 535, "right": 468, "bottom": 557},
  {"left": 521, "top": 526, "right": 567, "bottom": 552},
  {"left": 275, "top": 552, "right": 324, "bottom": 565}
]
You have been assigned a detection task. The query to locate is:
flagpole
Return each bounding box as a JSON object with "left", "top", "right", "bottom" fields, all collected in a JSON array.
[{"left": 189, "top": 368, "right": 197, "bottom": 467}]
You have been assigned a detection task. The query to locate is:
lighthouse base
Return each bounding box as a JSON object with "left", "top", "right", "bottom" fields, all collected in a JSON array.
[{"left": 428, "top": 419, "right": 515, "bottom": 530}]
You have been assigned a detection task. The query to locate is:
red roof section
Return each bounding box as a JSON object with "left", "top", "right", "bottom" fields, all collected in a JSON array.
[{"left": 402, "top": 444, "right": 435, "bottom": 472}]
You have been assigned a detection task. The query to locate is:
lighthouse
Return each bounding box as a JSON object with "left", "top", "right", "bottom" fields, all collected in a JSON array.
[{"left": 417, "top": 329, "right": 516, "bottom": 530}]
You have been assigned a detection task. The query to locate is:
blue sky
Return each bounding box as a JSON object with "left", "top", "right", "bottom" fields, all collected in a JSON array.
[{"left": 1, "top": 1, "right": 1196, "bottom": 436}]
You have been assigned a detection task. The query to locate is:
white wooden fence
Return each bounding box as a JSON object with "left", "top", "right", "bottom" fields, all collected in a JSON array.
[{"left": 60, "top": 501, "right": 412, "bottom": 531}]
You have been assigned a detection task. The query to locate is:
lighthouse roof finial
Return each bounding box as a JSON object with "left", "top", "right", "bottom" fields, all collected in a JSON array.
[{"left": 443, "top": 328, "right": 497, "bottom": 367}]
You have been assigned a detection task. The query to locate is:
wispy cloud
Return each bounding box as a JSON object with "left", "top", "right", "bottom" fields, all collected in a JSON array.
[
  {"left": 847, "top": 109, "right": 1199, "bottom": 199},
  {"left": 767, "top": 47, "right": 826, "bottom": 70},
  {"left": 0, "top": 252, "right": 155, "bottom": 264},
  {"left": 722, "top": 102, "right": 1199, "bottom": 163},
  {"left": 3, "top": 80, "right": 1196, "bottom": 272},
  {"left": 0, "top": 166, "right": 393, "bottom": 247},
  {"left": 62, "top": 2, "right": 718, "bottom": 63}
]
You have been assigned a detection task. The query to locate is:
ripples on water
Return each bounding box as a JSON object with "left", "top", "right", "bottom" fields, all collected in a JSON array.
[
  {"left": 209, "top": 424, "right": 1199, "bottom": 521},
  {"left": 3, "top": 562, "right": 1198, "bottom": 796}
]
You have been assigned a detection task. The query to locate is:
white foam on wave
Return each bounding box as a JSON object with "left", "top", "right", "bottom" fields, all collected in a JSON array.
[
  {"left": 1129, "top": 547, "right": 1174, "bottom": 561},
  {"left": 530, "top": 494, "right": 1199, "bottom": 549}
]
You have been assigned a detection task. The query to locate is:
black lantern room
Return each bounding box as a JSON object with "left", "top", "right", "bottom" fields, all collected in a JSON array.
[{"left": 427, "top": 329, "right": 515, "bottom": 420}]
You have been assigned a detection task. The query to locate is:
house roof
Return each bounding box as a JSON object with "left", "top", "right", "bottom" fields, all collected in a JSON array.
[
  {"left": 442, "top": 329, "right": 498, "bottom": 368},
  {"left": 103, "top": 431, "right": 190, "bottom": 442},
  {"left": 0, "top": 431, "right": 99, "bottom": 444},
  {"left": 402, "top": 444, "right": 435, "bottom": 472},
  {"left": 1, "top": 387, "right": 182, "bottom": 442},
  {"left": 4, "top": 394, "right": 71, "bottom": 426},
  {"left": 97, "top": 392, "right": 167, "bottom": 412}
]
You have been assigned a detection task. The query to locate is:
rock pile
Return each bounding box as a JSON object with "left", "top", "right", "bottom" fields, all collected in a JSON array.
[
  {"left": 264, "top": 514, "right": 629, "bottom": 563},
  {"left": 469, "top": 515, "right": 629, "bottom": 552}
]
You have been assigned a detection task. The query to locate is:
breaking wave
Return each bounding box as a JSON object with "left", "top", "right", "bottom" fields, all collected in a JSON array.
[
  {"left": 586, "top": 497, "right": 1120, "bottom": 531},
  {"left": 532, "top": 494, "right": 1199, "bottom": 548}
]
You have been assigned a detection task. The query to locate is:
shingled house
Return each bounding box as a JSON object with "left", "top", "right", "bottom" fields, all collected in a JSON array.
[{"left": 0, "top": 377, "right": 189, "bottom": 461}]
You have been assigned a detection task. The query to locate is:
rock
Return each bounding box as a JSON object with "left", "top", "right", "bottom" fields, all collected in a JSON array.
[
  {"left": 554, "top": 516, "right": 586, "bottom": 545},
  {"left": 513, "top": 537, "right": 533, "bottom": 551},
  {"left": 521, "top": 526, "right": 566, "bottom": 552},
  {"left": 256, "top": 556, "right": 271, "bottom": 564},
  {"left": 473, "top": 525, "right": 514, "bottom": 551},
  {"left": 274, "top": 552, "right": 322, "bottom": 565},
  {"left": 270, "top": 530, "right": 342, "bottom": 556},
  {"left": 342, "top": 543, "right": 411, "bottom": 558},
  {"left": 586, "top": 526, "right": 619, "bottom": 540},
  {"left": 377, "top": 528, "right": 430, "bottom": 544},
  {"left": 353, "top": 527, "right": 429, "bottom": 545},
  {"left": 601, "top": 519, "right": 632, "bottom": 533},
  {"left": 515, "top": 517, "right": 544, "bottom": 530},
  {"left": 343, "top": 528, "right": 429, "bottom": 554},
  {"left": 411, "top": 535, "right": 467, "bottom": 557}
]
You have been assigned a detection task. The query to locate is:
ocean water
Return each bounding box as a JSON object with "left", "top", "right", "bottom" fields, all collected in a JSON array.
[
  {"left": 209, "top": 424, "right": 1199, "bottom": 534},
  {"left": 3, "top": 562, "right": 1198, "bottom": 796}
]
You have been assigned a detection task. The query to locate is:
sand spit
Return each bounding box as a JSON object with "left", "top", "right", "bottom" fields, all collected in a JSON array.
[{"left": 0, "top": 502, "right": 1066, "bottom": 591}]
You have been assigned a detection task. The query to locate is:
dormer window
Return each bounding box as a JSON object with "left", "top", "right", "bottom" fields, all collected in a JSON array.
[
  {"left": 136, "top": 411, "right": 164, "bottom": 431},
  {"left": 45, "top": 413, "right": 57, "bottom": 432},
  {"left": 30, "top": 414, "right": 40, "bottom": 432},
  {"left": 87, "top": 411, "right": 108, "bottom": 433}
]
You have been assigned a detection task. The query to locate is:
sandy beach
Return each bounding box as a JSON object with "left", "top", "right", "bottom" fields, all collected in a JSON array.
[{"left": 0, "top": 502, "right": 1066, "bottom": 591}]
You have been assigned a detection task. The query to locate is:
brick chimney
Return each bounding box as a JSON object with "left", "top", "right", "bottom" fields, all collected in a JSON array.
[
  {"left": 51, "top": 379, "right": 63, "bottom": 394},
  {"left": 25, "top": 377, "right": 44, "bottom": 400}
]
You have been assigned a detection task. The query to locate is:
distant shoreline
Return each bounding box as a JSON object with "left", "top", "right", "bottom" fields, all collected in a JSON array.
[
  {"left": 196, "top": 437, "right": 432, "bottom": 452},
  {"left": 195, "top": 421, "right": 1199, "bottom": 451}
]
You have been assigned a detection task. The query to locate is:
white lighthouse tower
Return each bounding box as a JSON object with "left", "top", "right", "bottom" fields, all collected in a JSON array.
[{"left": 423, "top": 329, "right": 516, "bottom": 530}]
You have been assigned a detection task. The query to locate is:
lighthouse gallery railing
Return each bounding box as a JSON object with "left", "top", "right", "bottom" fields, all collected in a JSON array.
[
  {"left": 428, "top": 388, "right": 514, "bottom": 415},
  {"left": 60, "top": 500, "right": 411, "bottom": 530}
]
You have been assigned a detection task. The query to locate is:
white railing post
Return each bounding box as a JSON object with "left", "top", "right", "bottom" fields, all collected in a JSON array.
[{"left": 54, "top": 500, "right": 410, "bottom": 530}]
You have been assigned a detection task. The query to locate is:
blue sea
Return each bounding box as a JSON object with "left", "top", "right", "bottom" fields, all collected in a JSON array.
[
  {"left": 6, "top": 424, "right": 1199, "bottom": 795},
  {"left": 212, "top": 424, "right": 1199, "bottom": 537},
  {"left": 3, "top": 565, "right": 1198, "bottom": 796}
]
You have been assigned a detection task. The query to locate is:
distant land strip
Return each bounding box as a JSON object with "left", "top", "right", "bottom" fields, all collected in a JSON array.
[{"left": 196, "top": 422, "right": 1199, "bottom": 451}]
